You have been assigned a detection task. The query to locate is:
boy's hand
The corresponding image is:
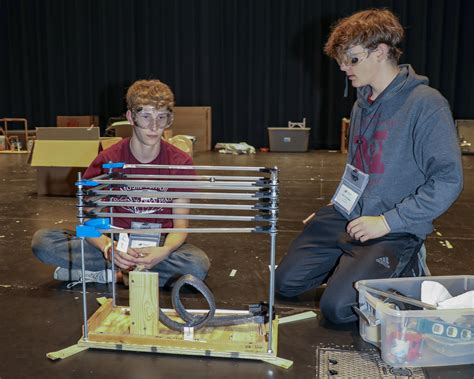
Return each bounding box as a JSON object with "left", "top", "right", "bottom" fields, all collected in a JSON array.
[
  {"left": 346, "top": 215, "right": 390, "bottom": 242},
  {"left": 109, "top": 245, "right": 141, "bottom": 270},
  {"left": 133, "top": 246, "right": 171, "bottom": 270}
]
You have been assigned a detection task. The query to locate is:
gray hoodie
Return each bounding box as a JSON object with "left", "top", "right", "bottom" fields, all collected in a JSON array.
[{"left": 341, "top": 64, "right": 463, "bottom": 239}]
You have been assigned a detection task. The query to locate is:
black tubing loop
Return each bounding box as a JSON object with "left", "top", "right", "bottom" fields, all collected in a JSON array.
[
  {"left": 158, "top": 274, "right": 216, "bottom": 332},
  {"left": 158, "top": 274, "right": 267, "bottom": 332}
]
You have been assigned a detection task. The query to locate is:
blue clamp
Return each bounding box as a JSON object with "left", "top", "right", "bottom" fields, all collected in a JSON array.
[
  {"left": 76, "top": 225, "right": 102, "bottom": 238},
  {"left": 103, "top": 162, "right": 125, "bottom": 169},
  {"left": 76, "top": 218, "right": 111, "bottom": 237},
  {"left": 75, "top": 179, "right": 99, "bottom": 187}
]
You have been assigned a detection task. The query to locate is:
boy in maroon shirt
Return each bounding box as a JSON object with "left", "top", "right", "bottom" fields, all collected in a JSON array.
[{"left": 32, "top": 80, "right": 210, "bottom": 287}]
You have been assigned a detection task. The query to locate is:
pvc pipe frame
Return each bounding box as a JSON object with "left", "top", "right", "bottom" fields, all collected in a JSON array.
[{"left": 77, "top": 163, "right": 279, "bottom": 354}]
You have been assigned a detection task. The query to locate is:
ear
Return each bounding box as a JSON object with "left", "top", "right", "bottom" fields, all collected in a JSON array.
[
  {"left": 126, "top": 109, "right": 134, "bottom": 125},
  {"left": 376, "top": 44, "right": 390, "bottom": 61}
]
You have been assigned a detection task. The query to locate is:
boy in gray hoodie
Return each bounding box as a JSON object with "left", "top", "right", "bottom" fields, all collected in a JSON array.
[{"left": 275, "top": 9, "right": 463, "bottom": 323}]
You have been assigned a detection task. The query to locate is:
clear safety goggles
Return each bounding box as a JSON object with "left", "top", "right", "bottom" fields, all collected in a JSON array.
[
  {"left": 337, "top": 48, "right": 374, "bottom": 67},
  {"left": 132, "top": 107, "right": 173, "bottom": 130}
]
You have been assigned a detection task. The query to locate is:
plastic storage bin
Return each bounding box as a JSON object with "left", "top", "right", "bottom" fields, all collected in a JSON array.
[
  {"left": 355, "top": 276, "right": 474, "bottom": 367},
  {"left": 267, "top": 127, "right": 310, "bottom": 152}
]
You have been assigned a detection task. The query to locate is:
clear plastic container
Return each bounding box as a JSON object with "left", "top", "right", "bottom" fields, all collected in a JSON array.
[{"left": 355, "top": 276, "right": 474, "bottom": 367}]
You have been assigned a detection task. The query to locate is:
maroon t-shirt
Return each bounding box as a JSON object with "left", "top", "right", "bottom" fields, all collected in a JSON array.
[{"left": 84, "top": 138, "right": 194, "bottom": 229}]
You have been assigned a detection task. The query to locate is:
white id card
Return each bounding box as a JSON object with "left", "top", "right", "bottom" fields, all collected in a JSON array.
[{"left": 331, "top": 164, "right": 369, "bottom": 215}]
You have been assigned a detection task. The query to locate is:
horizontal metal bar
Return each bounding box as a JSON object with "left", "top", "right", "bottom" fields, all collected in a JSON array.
[
  {"left": 122, "top": 164, "right": 273, "bottom": 172},
  {"left": 90, "top": 174, "right": 109, "bottom": 180},
  {"left": 97, "top": 227, "right": 269, "bottom": 234},
  {"left": 77, "top": 183, "right": 108, "bottom": 192},
  {"left": 114, "top": 174, "right": 266, "bottom": 181},
  {"left": 92, "top": 201, "right": 260, "bottom": 210},
  {"left": 90, "top": 212, "right": 266, "bottom": 222},
  {"left": 90, "top": 179, "right": 268, "bottom": 190},
  {"left": 86, "top": 190, "right": 276, "bottom": 200}
]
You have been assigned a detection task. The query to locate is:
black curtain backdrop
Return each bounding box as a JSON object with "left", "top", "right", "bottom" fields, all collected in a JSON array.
[{"left": 1, "top": 0, "right": 473, "bottom": 149}]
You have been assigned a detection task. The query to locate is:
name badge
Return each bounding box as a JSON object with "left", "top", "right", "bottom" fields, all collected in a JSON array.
[{"left": 331, "top": 164, "right": 369, "bottom": 215}]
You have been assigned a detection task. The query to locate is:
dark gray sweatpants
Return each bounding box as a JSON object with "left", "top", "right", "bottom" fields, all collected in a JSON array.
[{"left": 275, "top": 205, "right": 423, "bottom": 324}]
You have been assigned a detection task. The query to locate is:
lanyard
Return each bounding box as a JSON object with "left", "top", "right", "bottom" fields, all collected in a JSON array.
[{"left": 350, "top": 102, "right": 382, "bottom": 172}]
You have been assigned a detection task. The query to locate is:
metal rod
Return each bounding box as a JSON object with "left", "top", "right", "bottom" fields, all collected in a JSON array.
[
  {"left": 116, "top": 174, "right": 265, "bottom": 181},
  {"left": 89, "top": 174, "right": 110, "bottom": 180},
  {"left": 91, "top": 179, "right": 270, "bottom": 189},
  {"left": 97, "top": 227, "right": 264, "bottom": 234},
  {"left": 267, "top": 231, "right": 277, "bottom": 353},
  {"left": 80, "top": 237, "right": 88, "bottom": 340},
  {"left": 77, "top": 172, "right": 89, "bottom": 341},
  {"left": 107, "top": 161, "right": 117, "bottom": 307},
  {"left": 89, "top": 190, "right": 273, "bottom": 200},
  {"left": 110, "top": 235, "right": 116, "bottom": 307},
  {"left": 123, "top": 164, "right": 267, "bottom": 171},
  {"left": 90, "top": 212, "right": 267, "bottom": 222},
  {"left": 92, "top": 201, "right": 263, "bottom": 211},
  {"left": 267, "top": 166, "right": 279, "bottom": 354}
]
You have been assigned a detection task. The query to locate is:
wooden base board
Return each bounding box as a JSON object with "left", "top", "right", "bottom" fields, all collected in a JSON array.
[{"left": 78, "top": 299, "right": 279, "bottom": 362}]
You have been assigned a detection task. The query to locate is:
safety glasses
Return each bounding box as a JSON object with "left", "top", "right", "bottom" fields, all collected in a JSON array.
[
  {"left": 337, "top": 48, "right": 375, "bottom": 67},
  {"left": 132, "top": 107, "right": 173, "bottom": 130}
]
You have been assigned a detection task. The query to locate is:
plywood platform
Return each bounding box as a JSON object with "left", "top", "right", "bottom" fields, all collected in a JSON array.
[{"left": 79, "top": 299, "right": 278, "bottom": 361}]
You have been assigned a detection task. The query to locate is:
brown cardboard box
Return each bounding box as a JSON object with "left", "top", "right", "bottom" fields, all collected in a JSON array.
[
  {"left": 30, "top": 127, "right": 121, "bottom": 196},
  {"left": 172, "top": 107, "right": 211, "bottom": 152},
  {"left": 57, "top": 115, "right": 99, "bottom": 128}
]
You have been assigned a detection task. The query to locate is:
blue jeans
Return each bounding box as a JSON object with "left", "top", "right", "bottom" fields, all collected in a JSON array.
[{"left": 32, "top": 229, "right": 210, "bottom": 287}]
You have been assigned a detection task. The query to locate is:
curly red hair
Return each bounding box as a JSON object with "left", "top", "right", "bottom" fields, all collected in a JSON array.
[
  {"left": 126, "top": 79, "right": 175, "bottom": 111},
  {"left": 325, "top": 9, "right": 404, "bottom": 63}
]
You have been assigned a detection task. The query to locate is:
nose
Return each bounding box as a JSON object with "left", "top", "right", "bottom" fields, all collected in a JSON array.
[
  {"left": 147, "top": 120, "right": 162, "bottom": 131},
  {"left": 152, "top": 116, "right": 168, "bottom": 130},
  {"left": 339, "top": 62, "right": 350, "bottom": 72}
]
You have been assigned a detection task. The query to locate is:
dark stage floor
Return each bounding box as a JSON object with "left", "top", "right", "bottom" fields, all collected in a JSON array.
[{"left": 0, "top": 150, "right": 473, "bottom": 379}]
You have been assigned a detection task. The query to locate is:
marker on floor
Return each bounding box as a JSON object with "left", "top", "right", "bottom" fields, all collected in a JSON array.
[
  {"left": 445, "top": 240, "right": 453, "bottom": 249},
  {"left": 229, "top": 269, "right": 237, "bottom": 277}
]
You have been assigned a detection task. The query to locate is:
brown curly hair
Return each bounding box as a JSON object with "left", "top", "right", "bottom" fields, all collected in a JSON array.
[
  {"left": 324, "top": 9, "right": 404, "bottom": 64},
  {"left": 126, "top": 79, "right": 175, "bottom": 111}
]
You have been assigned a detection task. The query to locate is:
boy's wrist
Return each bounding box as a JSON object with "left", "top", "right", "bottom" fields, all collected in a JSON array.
[{"left": 103, "top": 240, "right": 113, "bottom": 257}]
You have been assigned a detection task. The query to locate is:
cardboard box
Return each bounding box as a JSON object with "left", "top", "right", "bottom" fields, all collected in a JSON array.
[
  {"left": 57, "top": 115, "right": 99, "bottom": 128},
  {"left": 173, "top": 107, "right": 211, "bottom": 152},
  {"left": 268, "top": 127, "right": 310, "bottom": 152},
  {"left": 30, "top": 127, "right": 121, "bottom": 196}
]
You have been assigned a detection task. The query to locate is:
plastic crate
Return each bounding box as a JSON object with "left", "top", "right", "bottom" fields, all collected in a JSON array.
[{"left": 355, "top": 276, "right": 474, "bottom": 367}]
